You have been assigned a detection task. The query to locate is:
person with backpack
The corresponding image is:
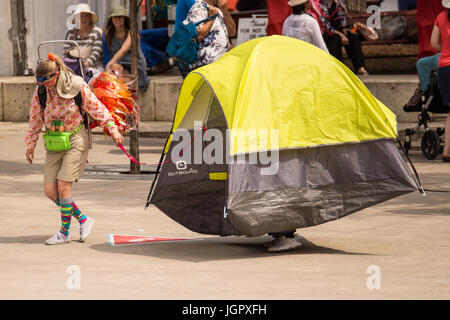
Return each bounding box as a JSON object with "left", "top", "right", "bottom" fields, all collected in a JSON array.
[
  {"left": 186, "top": 0, "right": 236, "bottom": 71},
  {"left": 25, "top": 53, "right": 124, "bottom": 245}
]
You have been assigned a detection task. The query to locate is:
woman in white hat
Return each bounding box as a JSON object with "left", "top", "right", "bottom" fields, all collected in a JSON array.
[
  {"left": 431, "top": 0, "right": 450, "bottom": 161},
  {"left": 25, "top": 54, "right": 124, "bottom": 245},
  {"left": 64, "top": 3, "right": 103, "bottom": 70},
  {"left": 104, "top": 5, "right": 149, "bottom": 91},
  {"left": 282, "top": 0, "right": 329, "bottom": 53}
]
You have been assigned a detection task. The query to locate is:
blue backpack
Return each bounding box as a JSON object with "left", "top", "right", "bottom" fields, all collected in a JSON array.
[{"left": 166, "top": 14, "right": 218, "bottom": 67}]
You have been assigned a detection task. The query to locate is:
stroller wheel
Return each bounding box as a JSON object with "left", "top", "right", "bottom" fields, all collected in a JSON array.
[{"left": 421, "top": 130, "right": 441, "bottom": 160}]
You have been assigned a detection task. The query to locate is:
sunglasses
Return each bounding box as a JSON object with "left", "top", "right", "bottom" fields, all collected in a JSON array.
[{"left": 36, "top": 72, "right": 57, "bottom": 83}]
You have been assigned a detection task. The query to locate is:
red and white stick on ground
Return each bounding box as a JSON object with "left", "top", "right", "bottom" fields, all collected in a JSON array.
[{"left": 107, "top": 234, "right": 204, "bottom": 246}]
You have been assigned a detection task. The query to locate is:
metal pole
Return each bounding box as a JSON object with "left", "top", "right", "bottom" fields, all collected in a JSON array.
[{"left": 9, "top": 0, "right": 27, "bottom": 76}]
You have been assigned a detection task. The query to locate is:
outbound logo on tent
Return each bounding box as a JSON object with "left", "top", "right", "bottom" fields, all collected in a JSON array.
[
  {"left": 170, "top": 122, "right": 280, "bottom": 176},
  {"left": 176, "top": 160, "right": 187, "bottom": 170}
]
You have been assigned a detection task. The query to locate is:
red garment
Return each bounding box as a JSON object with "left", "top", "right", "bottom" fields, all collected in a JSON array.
[
  {"left": 267, "top": 0, "right": 292, "bottom": 35},
  {"left": 309, "top": 0, "right": 347, "bottom": 35},
  {"left": 228, "top": 0, "right": 238, "bottom": 11},
  {"left": 417, "top": 0, "right": 445, "bottom": 59},
  {"left": 434, "top": 11, "right": 450, "bottom": 67}
]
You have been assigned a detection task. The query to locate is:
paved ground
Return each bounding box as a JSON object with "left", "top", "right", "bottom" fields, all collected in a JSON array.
[{"left": 1, "top": 122, "right": 450, "bottom": 300}]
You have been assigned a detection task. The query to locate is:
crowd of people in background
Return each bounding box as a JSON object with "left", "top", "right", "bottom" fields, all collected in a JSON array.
[{"left": 60, "top": 0, "right": 450, "bottom": 89}]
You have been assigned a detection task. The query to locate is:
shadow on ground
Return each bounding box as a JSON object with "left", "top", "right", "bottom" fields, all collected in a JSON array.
[
  {"left": 0, "top": 235, "right": 50, "bottom": 245},
  {"left": 88, "top": 236, "right": 374, "bottom": 263}
]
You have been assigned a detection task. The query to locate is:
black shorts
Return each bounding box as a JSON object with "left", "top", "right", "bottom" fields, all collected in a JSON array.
[{"left": 438, "top": 66, "right": 450, "bottom": 105}]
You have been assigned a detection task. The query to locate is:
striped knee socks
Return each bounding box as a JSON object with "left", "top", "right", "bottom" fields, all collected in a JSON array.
[
  {"left": 59, "top": 198, "right": 73, "bottom": 236},
  {"left": 72, "top": 202, "right": 87, "bottom": 224},
  {"left": 56, "top": 198, "right": 87, "bottom": 236}
]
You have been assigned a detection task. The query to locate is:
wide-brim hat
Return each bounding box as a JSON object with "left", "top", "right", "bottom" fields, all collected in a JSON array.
[
  {"left": 108, "top": 5, "right": 129, "bottom": 18},
  {"left": 288, "top": 0, "right": 309, "bottom": 6},
  {"left": 56, "top": 71, "right": 83, "bottom": 99},
  {"left": 70, "top": 3, "right": 98, "bottom": 24},
  {"left": 443, "top": 0, "right": 450, "bottom": 9}
]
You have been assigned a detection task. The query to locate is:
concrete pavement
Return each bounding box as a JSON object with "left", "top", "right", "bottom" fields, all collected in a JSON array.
[{"left": 1, "top": 122, "right": 450, "bottom": 299}]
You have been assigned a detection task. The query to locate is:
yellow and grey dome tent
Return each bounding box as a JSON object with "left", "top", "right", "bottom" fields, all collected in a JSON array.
[{"left": 146, "top": 35, "right": 420, "bottom": 237}]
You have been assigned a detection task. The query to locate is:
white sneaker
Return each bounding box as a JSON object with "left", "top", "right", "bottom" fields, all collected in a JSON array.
[
  {"left": 264, "top": 237, "right": 282, "bottom": 248},
  {"left": 45, "top": 232, "right": 70, "bottom": 245},
  {"left": 267, "top": 234, "right": 303, "bottom": 252},
  {"left": 79, "top": 217, "right": 95, "bottom": 242}
]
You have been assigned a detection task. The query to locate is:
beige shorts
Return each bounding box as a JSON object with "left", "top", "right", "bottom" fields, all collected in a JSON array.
[{"left": 43, "top": 127, "right": 89, "bottom": 183}]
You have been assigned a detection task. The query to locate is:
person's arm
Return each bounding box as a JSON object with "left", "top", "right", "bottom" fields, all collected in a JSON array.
[
  {"left": 85, "top": 28, "right": 103, "bottom": 68},
  {"left": 63, "top": 29, "right": 75, "bottom": 57},
  {"left": 105, "top": 32, "right": 132, "bottom": 71},
  {"left": 310, "top": 19, "right": 329, "bottom": 53},
  {"left": 431, "top": 25, "right": 441, "bottom": 52},
  {"left": 25, "top": 88, "right": 44, "bottom": 164},
  {"left": 218, "top": 0, "right": 236, "bottom": 38},
  {"left": 196, "top": 6, "right": 220, "bottom": 42},
  {"left": 334, "top": 29, "right": 348, "bottom": 45}
]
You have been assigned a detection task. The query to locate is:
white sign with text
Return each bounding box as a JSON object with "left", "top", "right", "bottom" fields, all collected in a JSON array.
[{"left": 236, "top": 15, "right": 268, "bottom": 45}]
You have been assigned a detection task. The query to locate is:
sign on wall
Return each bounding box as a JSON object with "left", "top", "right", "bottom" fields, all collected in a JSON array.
[{"left": 236, "top": 15, "right": 268, "bottom": 46}]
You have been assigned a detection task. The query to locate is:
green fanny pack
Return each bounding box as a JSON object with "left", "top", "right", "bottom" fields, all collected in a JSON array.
[{"left": 43, "top": 124, "right": 83, "bottom": 151}]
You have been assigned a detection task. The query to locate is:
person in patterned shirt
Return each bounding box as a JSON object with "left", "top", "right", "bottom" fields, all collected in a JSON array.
[
  {"left": 186, "top": 0, "right": 236, "bottom": 71},
  {"left": 25, "top": 54, "right": 124, "bottom": 245}
]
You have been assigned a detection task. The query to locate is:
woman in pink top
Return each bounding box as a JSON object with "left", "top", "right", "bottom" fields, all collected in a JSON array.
[
  {"left": 431, "top": 0, "right": 450, "bottom": 161},
  {"left": 25, "top": 54, "right": 124, "bottom": 245}
]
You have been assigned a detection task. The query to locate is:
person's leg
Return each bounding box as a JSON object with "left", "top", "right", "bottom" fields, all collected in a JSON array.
[
  {"left": 438, "top": 66, "right": 450, "bottom": 160},
  {"left": 46, "top": 180, "right": 85, "bottom": 223},
  {"left": 72, "top": 202, "right": 87, "bottom": 224},
  {"left": 344, "top": 32, "right": 367, "bottom": 75},
  {"left": 44, "top": 182, "right": 59, "bottom": 204},
  {"left": 45, "top": 180, "right": 73, "bottom": 245},
  {"left": 57, "top": 181, "right": 73, "bottom": 237},
  {"left": 323, "top": 33, "right": 343, "bottom": 61},
  {"left": 266, "top": 230, "right": 303, "bottom": 252},
  {"left": 443, "top": 110, "right": 450, "bottom": 159}
]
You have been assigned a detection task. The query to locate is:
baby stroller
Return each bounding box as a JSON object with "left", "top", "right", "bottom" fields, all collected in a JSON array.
[{"left": 402, "top": 70, "right": 449, "bottom": 159}]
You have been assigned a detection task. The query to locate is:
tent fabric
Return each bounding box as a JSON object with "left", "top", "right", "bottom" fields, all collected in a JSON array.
[
  {"left": 174, "top": 36, "right": 397, "bottom": 155},
  {"left": 148, "top": 35, "right": 419, "bottom": 238},
  {"left": 151, "top": 128, "right": 240, "bottom": 236},
  {"left": 227, "top": 140, "right": 417, "bottom": 236}
]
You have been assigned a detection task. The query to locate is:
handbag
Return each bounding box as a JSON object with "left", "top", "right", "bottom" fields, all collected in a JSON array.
[
  {"left": 69, "top": 45, "right": 92, "bottom": 60},
  {"left": 166, "top": 14, "right": 219, "bottom": 66},
  {"left": 43, "top": 124, "right": 83, "bottom": 151},
  {"left": 358, "top": 23, "right": 379, "bottom": 41},
  {"left": 68, "top": 29, "right": 93, "bottom": 60}
]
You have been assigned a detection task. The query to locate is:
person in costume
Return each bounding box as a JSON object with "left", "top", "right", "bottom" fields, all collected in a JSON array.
[
  {"left": 25, "top": 54, "right": 124, "bottom": 245},
  {"left": 104, "top": 5, "right": 150, "bottom": 91},
  {"left": 431, "top": 0, "right": 450, "bottom": 161}
]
